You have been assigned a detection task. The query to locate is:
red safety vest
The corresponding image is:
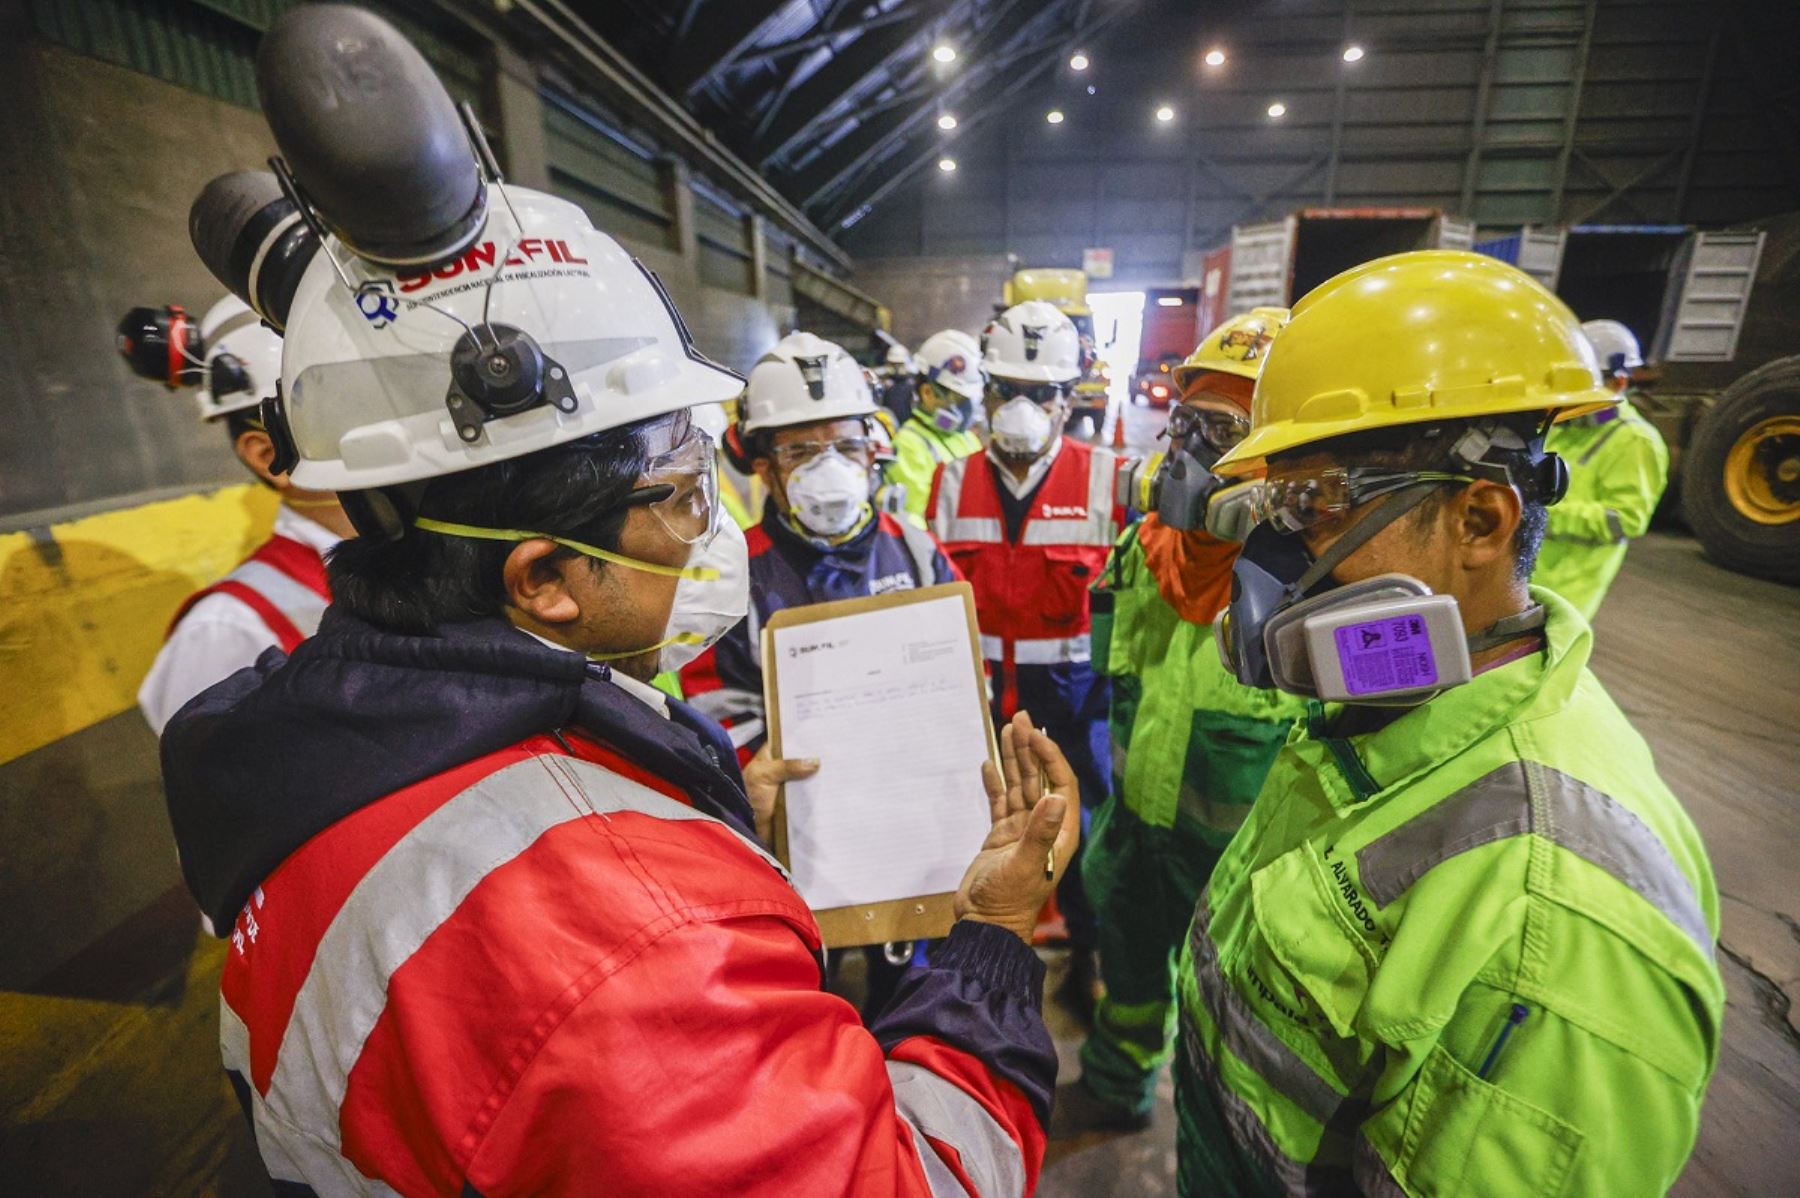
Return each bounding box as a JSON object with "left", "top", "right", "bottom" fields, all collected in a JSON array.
[
  {"left": 928, "top": 439, "right": 1122, "bottom": 715},
  {"left": 167, "top": 534, "right": 332, "bottom": 652}
]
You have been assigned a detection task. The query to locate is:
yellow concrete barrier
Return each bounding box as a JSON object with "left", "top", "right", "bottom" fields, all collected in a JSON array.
[{"left": 0, "top": 485, "right": 278, "bottom": 766}]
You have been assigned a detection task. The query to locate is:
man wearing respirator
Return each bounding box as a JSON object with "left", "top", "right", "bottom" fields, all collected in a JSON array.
[{"left": 1172, "top": 251, "right": 1721, "bottom": 1198}]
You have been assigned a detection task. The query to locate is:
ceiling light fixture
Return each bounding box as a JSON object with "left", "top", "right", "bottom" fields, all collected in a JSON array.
[
  {"left": 937, "top": 156, "right": 957, "bottom": 172},
  {"left": 1155, "top": 104, "right": 1175, "bottom": 123},
  {"left": 1157, "top": 296, "right": 1184, "bottom": 307},
  {"left": 1342, "top": 44, "right": 1365, "bottom": 63},
  {"left": 937, "top": 113, "right": 958, "bottom": 130},
  {"left": 1204, "top": 48, "right": 1226, "bottom": 67},
  {"left": 1069, "top": 52, "right": 1090, "bottom": 71},
  {"left": 1267, "top": 101, "right": 1287, "bottom": 118},
  {"left": 1046, "top": 109, "right": 1065, "bottom": 124},
  {"left": 931, "top": 43, "right": 956, "bottom": 64}
]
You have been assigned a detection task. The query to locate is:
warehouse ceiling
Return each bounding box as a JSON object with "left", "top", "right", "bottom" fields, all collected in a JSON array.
[
  {"left": 575, "top": 0, "right": 1133, "bottom": 230},
  {"left": 570, "top": 0, "right": 1800, "bottom": 268}
]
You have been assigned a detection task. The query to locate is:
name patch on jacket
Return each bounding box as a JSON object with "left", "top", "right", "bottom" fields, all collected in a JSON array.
[
  {"left": 869, "top": 572, "right": 917, "bottom": 596},
  {"left": 1040, "top": 504, "right": 1088, "bottom": 519}
]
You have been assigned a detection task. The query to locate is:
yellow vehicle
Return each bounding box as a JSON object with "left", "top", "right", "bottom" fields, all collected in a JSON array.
[{"left": 1003, "top": 267, "right": 1111, "bottom": 430}]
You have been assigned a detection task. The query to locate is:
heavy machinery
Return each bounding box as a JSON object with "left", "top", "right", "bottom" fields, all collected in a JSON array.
[
  {"left": 1131, "top": 286, "right": 1201, "bottom": 407},
  {"left": 1477, "top": 220, "right": 1797, "bottom": 584},
  {"left": 1197, "top": 207, "right": 1475, "bottom": 332},
  {"left": 1002, "top": 267, "right": 1111, "bottom": 431}
]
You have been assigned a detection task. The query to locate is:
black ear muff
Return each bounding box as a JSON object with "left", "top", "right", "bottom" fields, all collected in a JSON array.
[
  {"left": 117, "top": 305, "right": 203, "bottom": 388},
  {"left": 722, "top": 423, "right": 756, "bottom": 474}
]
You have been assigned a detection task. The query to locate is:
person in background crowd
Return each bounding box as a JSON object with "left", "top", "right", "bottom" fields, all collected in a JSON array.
[
  {"left": 1058, "top": 309, "right": 1306, "bottom": 1135},
  {"left": 1531, "top": 318, "right": 1671, "bottom": 620},
  {"left": 890, "top": 329, "right": 987, "bottom": 529},
  {"left": 1177, "top": 251, "right": 1720, "bottom": 1197},
  {"left": 118, "top": 295, "right": 351, "bottom": 735},
  {"left": 929, "top": 299, "right": 1129, "bottom": 1021},
  {"left": 681, "top": 331, "right": 962, "bottom": 1016}
]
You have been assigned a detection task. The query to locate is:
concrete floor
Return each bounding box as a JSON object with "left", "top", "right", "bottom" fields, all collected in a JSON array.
[{"left": 1036, "top": 400, "right": 1800, "bottom": 1196}]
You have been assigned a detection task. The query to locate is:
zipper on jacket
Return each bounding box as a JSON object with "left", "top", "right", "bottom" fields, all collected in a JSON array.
[{"left": 1476, "top": 1003, "right": 1530, "bottom": 1080}]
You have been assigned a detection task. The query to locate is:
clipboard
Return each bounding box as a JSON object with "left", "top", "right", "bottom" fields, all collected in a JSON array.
[{"left": 763, "top": 581, "right": 999, "bottom": 948}]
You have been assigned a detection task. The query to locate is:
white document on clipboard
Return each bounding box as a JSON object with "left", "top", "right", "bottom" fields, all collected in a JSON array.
[{"left": 770, "top": 592, "right": 994, "bottom": 912}]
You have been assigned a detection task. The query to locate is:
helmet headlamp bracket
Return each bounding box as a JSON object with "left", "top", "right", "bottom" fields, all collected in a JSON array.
[
  {"left": 445, "top": 323, "right": 577, "bottom": 444},
  {"left": 261, "top": 385, "right": 301, "bottom": 477}
]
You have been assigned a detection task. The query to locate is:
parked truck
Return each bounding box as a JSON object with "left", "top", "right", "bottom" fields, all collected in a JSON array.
[
  {"left": 1002, "top": 267, "right": 1111, "bottom": 431},
  {"left": 1131, "top": 287, "right": 1202, "bottom": 407},
  {"left": 1476, "top": 221, "right": 1796, "bottom": 585},
  {"left": 1197, "top": 206, "right": 1475, "bottom": 333}
]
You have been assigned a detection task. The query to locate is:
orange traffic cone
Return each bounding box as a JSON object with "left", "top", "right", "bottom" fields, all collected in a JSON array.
[{"left": 1110, "top": 405, "right": 1128, "bottom": 450}]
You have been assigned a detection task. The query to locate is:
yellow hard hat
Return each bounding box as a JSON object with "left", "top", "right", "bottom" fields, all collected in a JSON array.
[
  {"left": 1215, "top": 251, "right": 1613, "bottom": 476},
  {"left": 1173, "top": 306, "right": 1289, "bottom": 392}
]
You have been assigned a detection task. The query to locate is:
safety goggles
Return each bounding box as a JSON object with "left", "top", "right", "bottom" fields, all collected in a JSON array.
[
  {"left": 986, "top": 378, "right": 1070, "bottom": 406},
  {"left": 770, "top": 434, "right": 879, "bottom": 471},
  {"left": 1163, "top": 405, "right": 1250, "bottom": 454},
  {"left": 1251, "top": 468, "right": 1475, "bottom": 534},
  {"left": 631, "top": 423, "right": 720, "bottom": 547}
]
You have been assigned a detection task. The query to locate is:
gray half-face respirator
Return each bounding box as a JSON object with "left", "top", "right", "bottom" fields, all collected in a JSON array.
[{"left": 1214, "top": 470, "right": 1550, "bottom": 706}]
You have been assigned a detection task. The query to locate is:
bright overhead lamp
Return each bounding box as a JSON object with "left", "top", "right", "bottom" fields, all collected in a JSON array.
[
  {"left": 1203, "top": 47, "right": 1226, "bottom": 68},
  {"left": 1267, "top": 101, "right": 1287, "bottom": 118},
  {"left": 1342, "top": 44, "right": 1365, "bottom": 63},
  {"left": 932, "top": 43, "right": 957, "bottom": 64},
  {"left": 1069, "top": 52, "right": 1090, "bottom": 71},
  {"left": 937, "top": 113, "right": 958, "bottom": 130},
  {"left": 1046, "top": 109, "right": 1065, "bottom": 125},
  {"left": 1157, "top": 296, "right": 1184, "bottom": 307},
  {"left": 937, "top": 156, "right": 958, "bottom": 173},
  {"left": 1155, "top": 104, "right": 1175, "bottom": 123}
]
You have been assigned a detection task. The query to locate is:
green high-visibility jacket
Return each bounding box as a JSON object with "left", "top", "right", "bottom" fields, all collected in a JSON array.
[
  {"left": 890, "top": 412, "right": 981, "bottom": 529},
  {"left": 1533, "top": 398, "right": 1669, "bottom": 620},
  {"left": 1096, "top": 523, "right": 1306, "bottom": 837},
  {"left": 1176, "top": 586, "right": 1722, "bottom": 1198}
]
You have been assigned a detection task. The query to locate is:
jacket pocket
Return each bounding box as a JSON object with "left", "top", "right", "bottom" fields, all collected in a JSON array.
[
  {"left": 1358, "top": 1041, "right": 1583, "bottom": 1197},
  {"left": 1040, "top": 545, "right": 1103, "bottom": 628}
]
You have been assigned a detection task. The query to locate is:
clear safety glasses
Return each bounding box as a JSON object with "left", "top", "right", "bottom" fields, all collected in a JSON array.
[
  {"left": 630, "top": 422, "right": 721, "bottom": 547},
  {"left": 986, "top": 378, "right": 1070, "bottom": 406},
  {"left": 1163, "top": 405, "right": 1250, "bottom": 454},
  {"left": 770, "top": 435, "right": 879, "bottom": 471},
  {"left": 1251, "top": 468, "right": 1475, "bottom": 534}
]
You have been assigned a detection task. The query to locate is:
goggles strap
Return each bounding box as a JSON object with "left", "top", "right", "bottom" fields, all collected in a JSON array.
[
  {"left": 412, "top": 517, "right": 719, "bottom": 581},
  {"left": 1466, "top": 604, "right": 1548, "bottom": 654},
  {"left": 1291, "top": 480, "right": 1443, "bottom": 596}
]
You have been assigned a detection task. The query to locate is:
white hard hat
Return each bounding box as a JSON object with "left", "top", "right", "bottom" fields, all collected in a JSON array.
[
  {"left": 275, "top": 186, "right": 743, "bottom": 491},
  {"left": 914, "top": 329, "right": 986, "bottom": 400},
  {"left": 740, "top": 331, "right": 876, "bottom": 433},
  {"left": 196, "top": 295, "right": 283, "bottom": 421},
  {"left": 885, "top": 343, "right": 912, "bottom": 367},
  {"left": 982, "top": 300, "right": 1081, "bottom": 384},
  {"left": 1580, "top": 319, "right": 1644, "bottom": 371}
]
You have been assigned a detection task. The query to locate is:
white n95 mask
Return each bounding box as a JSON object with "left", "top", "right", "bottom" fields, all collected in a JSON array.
[
  {"left": 990, "top": 396, "right": 1055, "bottom": 456},
  {"left": 784, "top": 450, "right": 872, "bottom": 538},
  {"left": 657, "top": 517, "right": 750, "bottom": 671}
]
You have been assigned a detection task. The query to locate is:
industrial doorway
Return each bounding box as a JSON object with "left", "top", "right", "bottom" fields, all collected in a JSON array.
[{"left": 1088, "top": 290, "right": 1144, "bottom": 442}]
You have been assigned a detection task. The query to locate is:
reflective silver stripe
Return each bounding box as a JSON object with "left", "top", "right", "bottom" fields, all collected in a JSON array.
[
  {"left": 1021, "top": 517, "right": 1098, "bottom": 545},
  {"left": 230, "top": 560, "right": 329, "bottom": 639},
  {"left": 685, "top": 686, "right": 763, "bottom": 726},
  {"left": 265, "top": 754, "right": 784, "bottom": 1153},
  {"left": 1179, "top": 1018, "right": 1357, "bottom": 1198},
  {"left": 1087, "top": 447, "right": 1119, "bottom": 543},
  {"left": 1352, "top": 1135, "right": 1408, "bottom": 1198},
  {"left": 725, "top": 716, "right": 765, "bottom": 748},
  {"left": 946, "top": 516, "right": 1004, "bottom": 543},
  {"left": 895, "top": 517, "right": 942, "bottom": 584},
  {"left": 1187, "top": 914, "right": 1357, "bottom": 1127},
  {"left": 978, "top": 633, "right": 1091, "bottom": 665},
  {"left": 1604, "top": 508, "right": 1626, "bottom": 543},
  {"left": 1355, "top": 760, "right": 1713, "bottom": 958},
  {"left": 1578, "top": 418, "right": 1627, "bottom": 466},
  {"left": 888, "top": 1060, "right": 1027, "bottom": 1197}
]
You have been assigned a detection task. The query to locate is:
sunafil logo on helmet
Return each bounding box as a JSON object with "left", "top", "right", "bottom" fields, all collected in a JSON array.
[{"left": 395, "top": 238, "right": 590, "bottom": 294}]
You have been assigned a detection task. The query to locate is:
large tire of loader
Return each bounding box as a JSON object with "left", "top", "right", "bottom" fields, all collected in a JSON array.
[{"left": 1680, "top": 355, "right": 1800, "bottom": 585}]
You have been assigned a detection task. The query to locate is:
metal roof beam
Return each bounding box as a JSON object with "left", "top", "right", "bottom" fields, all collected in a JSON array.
[
  {"left": 668, "top": 0, "right": 793, "bottom": 98},
  {"left": 756, "top": 0, "right": 956, "bottom": 169}
]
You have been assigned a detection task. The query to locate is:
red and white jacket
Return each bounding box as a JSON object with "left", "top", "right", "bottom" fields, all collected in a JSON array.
[
  {"left": 926, "top": 439, "right": 1124, "bottom": 716},
  {"left": 169, "top": 615, "right": 1057, "bottom": 1197},
  {"left": 138, "top": 505, "right": 336, "bottom": 734}
]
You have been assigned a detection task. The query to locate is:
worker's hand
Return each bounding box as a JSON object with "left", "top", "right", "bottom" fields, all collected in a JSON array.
[
  {"left": 956, "top": 711, "right": 1082, "bottom": 943},
  {"left": 742, "top": 744, "right": 819, "bottom": 847}
]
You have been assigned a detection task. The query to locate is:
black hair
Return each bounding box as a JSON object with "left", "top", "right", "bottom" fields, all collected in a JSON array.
[
  {"left": 1281, "top": 414, "right": 1550, "bottom": 581},
  {"left": 326, "top": 426, "right": 653, "bottom": 633},
  {"left": 224, "top": 409, "right": 263, "bottom": 443}
]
